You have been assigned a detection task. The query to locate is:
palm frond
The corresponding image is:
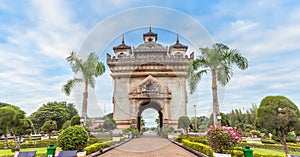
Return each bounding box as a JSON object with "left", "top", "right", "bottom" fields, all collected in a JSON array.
[
  {"left": 225, "top": 49, "right": 248, "bottom": 70},
  {"left": 96, "top": 62, "right": 105, "bottom": 77},
  {"left": 62, "top": 78, "right": 83, "bottom": 96},
  {"left": 187, "top": 59, "right": 208, "bottom": 94},
  {"left": 216, "top": 65, "right": 232, "bottom": 86},
  {"left": 88, "top": 78, "right": 96, "bottom": 88}
]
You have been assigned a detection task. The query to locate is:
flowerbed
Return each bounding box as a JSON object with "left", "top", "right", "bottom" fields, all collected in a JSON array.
[{"left": 207, "top": 125, "right": 241, "bottom": 153}]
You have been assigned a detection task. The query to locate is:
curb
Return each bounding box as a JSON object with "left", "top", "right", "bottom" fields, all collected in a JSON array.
[
  {"left": 87, "top": 138, "right": 132, "bottom": 157},
  {"left": 168, "top": 138, "right": 209, "bottom": 157}
]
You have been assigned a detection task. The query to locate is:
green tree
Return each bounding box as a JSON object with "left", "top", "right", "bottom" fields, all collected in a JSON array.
[
  {"left": 30, "top": 101, "right": 78, "bottom": 131},
  {"left": 187, "top": 43, "right": 248, "bottom": 125},
  {"left": 0, "top": 102, "right": 11, "bottom": 108},
  {"left": 155, "top": 118, "right": 160, "bottom": 127},
  {"left": 103, "top": 118, "right": 117, "bottom": 131},
  {"left": 41, "top": 120, "right": 57, "bottom": 139},
  {"left": 63, "top": 52, "right": 105, "bottom": 124},
  {"left": 14, "top": 118, "right": 34, "bottom": 139},
  {"left": 71, "top": 115, "right": 81, "bottom": 126},
  {"left": 256, "top": 96, "right": 300, "bottom": 156},
  {"left": 62, "top": 120, "right": 71, "bottom": 130},
  {"left": 0, "top": 105, "right": 26, "bottom": 150},
  {"left": 226, "top": 105, "right": 257, "bottom": 131},
  {"left": 178, "top": 116, "right": 190, "bottom": 134},
  {"left": 208, "top": 112, "right": 229, "bottom": 127},
  {"left": 102, "top": 113, "right": 113, "bottom": 120},
  {"left": 0, "top": 106, "right": 17, "bottom": 147},
  {"left": 140, "top": 117, "right": 145, "bottom": 128},
  {"left": 191, "top": 116, "right": 208, "bottom": 131},
  {"left": 58, "top": 125, "right": 89, "bottom": 151}
]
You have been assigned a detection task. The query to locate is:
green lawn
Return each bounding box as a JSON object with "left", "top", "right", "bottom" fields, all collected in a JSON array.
[
  {"left": 253, "top": 148, "right": 300, "bottom": 156},
  {"left": 0, "top": 147, "right": 61, "bottom": 155}
]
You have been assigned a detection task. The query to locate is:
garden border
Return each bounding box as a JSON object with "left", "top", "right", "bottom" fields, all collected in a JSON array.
[
  {"left": 168, "top": 138, "right": 208, "bottom": 157},
  {"left": 87, "top": 138, "right": 132, "bottom": 157}
]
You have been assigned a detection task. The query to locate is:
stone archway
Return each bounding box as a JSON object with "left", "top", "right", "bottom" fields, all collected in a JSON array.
[{"left": 137, "top": 102, "right": 163, "bottom": 131}]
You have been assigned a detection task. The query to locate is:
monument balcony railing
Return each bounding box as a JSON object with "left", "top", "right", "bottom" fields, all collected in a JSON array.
[
  {"left": 129, "top": 91, "right": 172, "bottom": 99},
  {"left": 109, "top": 65, "right": 188, "bottom": 72},
  {"left": 116, "top": 119, "right": 133, "bottom": 124},
  {"left": 107, "top": 54, "right": 193, "bottom": 65}
]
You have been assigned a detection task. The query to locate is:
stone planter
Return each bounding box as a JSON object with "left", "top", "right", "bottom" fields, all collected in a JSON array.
[{"left": 213, "top": 152, "right": 231, "bottom": 157}]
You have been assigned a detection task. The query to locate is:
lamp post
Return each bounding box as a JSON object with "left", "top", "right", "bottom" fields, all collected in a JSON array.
[
  {"left": 193, "top": 104, "right": 197, "bottom": 130},
  {"left": 216, "top": 113, "right": 222, "bottom": 126}
]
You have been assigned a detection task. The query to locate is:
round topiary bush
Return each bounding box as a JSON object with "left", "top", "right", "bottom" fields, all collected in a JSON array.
[{"left": 58, "top": 125, "right": 89, "bottom": 151}]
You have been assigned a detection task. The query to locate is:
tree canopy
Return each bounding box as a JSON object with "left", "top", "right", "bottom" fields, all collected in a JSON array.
[
  {"left": 256, "top": 96, "right": 300, "bottom": 155},
  {"left": 0, "top": 104, "right": 31, "bottom": 150},
  {"left": 188, "top": 43, "right": 248, "bottom": 126},
  {"left": 30, "top": 101, "right": 78, "bottom": 130},
  {"left": 41, "top": 120, "right": 57, "bottom": 139},
  {"left": 63, "top": 52, "right": 105, "bottom": 124},
  {"left": 178, "top": 116, "right": 190, "bottom": 132}
]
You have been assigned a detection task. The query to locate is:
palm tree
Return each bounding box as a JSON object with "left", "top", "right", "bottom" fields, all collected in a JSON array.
[
  {"left": 187, "top": 43, "right": 248, "bottom": 126},
  {"left": 63, "top": 52, "right": 105, "bottom": 125}
]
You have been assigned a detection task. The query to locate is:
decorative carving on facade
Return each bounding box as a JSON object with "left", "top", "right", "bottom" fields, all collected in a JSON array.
[{"left": 129, "top": 76, "right": 171, "bottom": 99}]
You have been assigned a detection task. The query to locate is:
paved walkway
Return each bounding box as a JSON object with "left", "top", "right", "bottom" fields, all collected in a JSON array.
[{"left": 98, "top": 134, "right": 196, "bottom": 157}]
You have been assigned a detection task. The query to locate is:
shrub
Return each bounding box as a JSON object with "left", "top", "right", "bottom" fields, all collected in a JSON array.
[
  {"left": 87, "top": 138, "right": 100, "bottom": 146},
  {"left": 70, "top": 116, "right": 80, "bottom": 126},
  {"left": 182, "top": 139, "right": 213, "bottom": 157},
  {"left": 57, "top": 125, "right": 89, "bottom": 151},
  {"left": 231, "top": 150, "right": 244, "bottom": 157},
  {"left": 261, "top": 138, "right": 276, "bottom": 144},
  {"left": 207, "top": 125, "right": 242, "bottom": 153},
  {"left": 186, "top": 136, "right": 208, "bottom": 145},
  {"left": 173, "top": 136, "right": 182, "bottom": 143},
  {"left": 271, "top": 134, "right": 281, "bottom": 142},
  {"left": 250, "top": 130, "right": 261, "bottom": 137},
  {"left": 83, "top": 140, "right": 116, "bottom": 155},
  {"left": 286, "top": 132, "right": 297, "bottom": 143},
  {"left": 238, "top": 142, "right": 300, "bottom": 152},
  {"left": 253, "top": 152, "right": 283, "bottom": 157}
]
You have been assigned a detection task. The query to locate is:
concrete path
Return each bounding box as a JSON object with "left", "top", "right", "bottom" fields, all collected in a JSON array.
[{"left": 98, "top": 133, "right": 197, "bottom": 157}]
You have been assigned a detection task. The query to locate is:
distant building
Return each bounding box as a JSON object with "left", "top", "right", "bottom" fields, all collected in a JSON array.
[{"left": 89, "top": 119, "right": 105, "bottom": 130}]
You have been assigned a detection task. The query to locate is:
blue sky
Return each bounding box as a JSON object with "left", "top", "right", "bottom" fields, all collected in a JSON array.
[{"left": 1, "top": 0, "right": 300, "bottom": 126}]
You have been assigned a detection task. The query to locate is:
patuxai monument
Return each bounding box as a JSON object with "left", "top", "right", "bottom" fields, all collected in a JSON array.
[{"left": 107, "top": 27, "right": 194, "bottom": 130}]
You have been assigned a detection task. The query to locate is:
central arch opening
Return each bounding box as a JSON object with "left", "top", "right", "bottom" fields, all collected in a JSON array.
[{"left": 137, "top": 102, "right": 163, "bottom": 132}]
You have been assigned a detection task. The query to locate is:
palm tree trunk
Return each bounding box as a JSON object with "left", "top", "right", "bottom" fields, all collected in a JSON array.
[
  {"left": 82, "top": 80, "right": 89, "bottom": 126},
  {"left": 211, "top": 70, "right": 220, "bottom": 126}
]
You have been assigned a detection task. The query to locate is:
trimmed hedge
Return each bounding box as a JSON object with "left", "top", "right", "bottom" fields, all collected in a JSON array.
[
  {"left": 175, "top": 136, "right": 295, "bottom": 157},
  {"left": 253, "top": 152, "right": 283, "bottom": 157},
  {"left": 84, "top": 140, "right": 117, "bottom": 155},
  {"left": 238, "top": 142, "right": 300, "bottom": 152},
  {"left": 231, "top": 150, "right": 244, "bottom": 157},
  {"left": 0, "top": 139, "right": 58, "bottom": 149},
  {"left": 181, "top": 139, "right": 213, "bottom": 157},
  {"left": 186, "top": 136, "right": 208, "bottom": 145},
  {"left": 174, "top": 135, "right": 208, "bottom": 145},
  {"left": 0, "top": 152, "right": 46, "bottom": 157},
  {"left": 173, "top": 136, "right": 182, "bottom": 143}
]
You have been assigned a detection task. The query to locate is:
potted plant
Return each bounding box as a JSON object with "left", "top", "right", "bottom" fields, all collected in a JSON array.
[{"left": 206, "top": 125, "right": 242, "bottom": 157}]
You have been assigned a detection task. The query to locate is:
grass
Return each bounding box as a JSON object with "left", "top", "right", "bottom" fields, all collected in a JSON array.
[
  {"left": 0, "top": 147, "right": 61, "bottom": 155},
  {"left": 253, "top": 148, "right": 300, "bottom": 156}
]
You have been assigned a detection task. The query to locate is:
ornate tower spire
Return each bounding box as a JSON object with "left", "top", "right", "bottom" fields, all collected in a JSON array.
[
  {"left": 176, "top": 34, "right": 179, "bottom": 43},
  {"left": 143, "top": 25, "right": 157, "bottom": 43},
  {"left": 122, "top": 34, "right": 125, "bottom": 44}
]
